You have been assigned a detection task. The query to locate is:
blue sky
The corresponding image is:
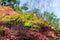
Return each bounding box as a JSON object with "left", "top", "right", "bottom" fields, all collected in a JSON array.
[
  {"left": 20, "top": 0, "right": 60, "bottom": 18},
  {"left": 53, "top": 0, "right": 60, "bottom": 18}
]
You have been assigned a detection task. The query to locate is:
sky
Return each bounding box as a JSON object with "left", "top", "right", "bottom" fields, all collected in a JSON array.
[
  {"left": 20, "top": 0, "right": 60, "bottom": 18},
  {"left": 53, "top": 0, "right": 60, "bottom": 18}
]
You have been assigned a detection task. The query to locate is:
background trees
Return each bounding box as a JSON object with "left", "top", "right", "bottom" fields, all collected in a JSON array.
[
  {"left": 0, "top": 0, "right": 20, "bottom": 11},
  {"left": 0, "top": 0, "right": 28, "bottom": 12}
]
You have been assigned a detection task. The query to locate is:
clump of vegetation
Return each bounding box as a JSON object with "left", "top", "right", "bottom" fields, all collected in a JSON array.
[
  {"left": 2, "top": 12, "right": 52, "bottom": 31},
  {"left": 0, "top": 25, "right": 3, "bottom": 32}
]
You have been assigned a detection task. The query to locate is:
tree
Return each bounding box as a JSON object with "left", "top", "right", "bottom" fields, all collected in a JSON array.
[
  {"left": 52, "top": 18, "right": 60, "bottom": 29},
  {"left": 0, "top": 0, "right": 21, "bottom": 12},
  {"left": 21, "top": 3, "right": 28, "bottom": 11},
  {"left": 44, "top": 11, "right": 56, "bottom": 21},
  {"left": 32, "top": 8, "right": 39, "bottom": 13},
  {"left": 44, "top": 11, "right": 60, "bottom": 31},
  {"left": 29, "top": 8, "right": 41, "bottom": 16}
]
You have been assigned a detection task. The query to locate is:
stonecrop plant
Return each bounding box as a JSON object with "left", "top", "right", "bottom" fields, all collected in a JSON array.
[{"left": 2, "top": 11, "right": 52, "bottom": 31}]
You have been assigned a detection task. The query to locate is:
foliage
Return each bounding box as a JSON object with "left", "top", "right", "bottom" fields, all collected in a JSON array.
[
  {"left": 0, "top": 5, "right": 60, "bottom": 31},
  {"left": 0, "top": 25, "right": 3, "bottom": 32},
  {"left": 2, "top": 14, "right": 21, "bottom": 24},
  {"left": 31, "top": 8, "right": 39, "bottom": 13},
  {"left": 0, "top": 0, "right": 21, "bottom": 12},
  {"left": 44, "top": 11, "right": 60, "bottom": 31},
  {"left": 0, "top": 27, "right": 48, "bottom": 40},
  {"left": 2, "top": 12, "right": 51, "bottom": 30},
  {"left": 0, "top": 0, "right": 29, "bottom": 12},
  {"left": 21, "top": 3, "right": 28, "bottom": 11},
  {"left": 0, "top": 0, "right": 60, "bottom": 39},
  {"left": 0, "top": 5, "right": 60, "bottom": 40}
]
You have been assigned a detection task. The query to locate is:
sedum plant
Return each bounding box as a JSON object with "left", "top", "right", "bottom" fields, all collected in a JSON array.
[
  {"left": 2, "top": 12, "right": 52, "bottom": 31},
  {"left": 0, "top": 25, "right": 3, "bottom": 32}
]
